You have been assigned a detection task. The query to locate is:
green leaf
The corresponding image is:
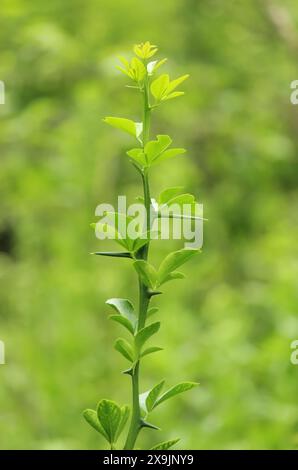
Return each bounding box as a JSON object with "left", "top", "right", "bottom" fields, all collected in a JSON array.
[
  {"left": 97, "top": 399, "right": 122, "bottom": 444},
  {"left": 115, "top": 405, "right": 130, "bottom": 440},
  {"left": 146, "top": 380, "right": 165, "bottom": 412},
  {"left": 147, "top": 307, "right": 159, "bottom": 318},
  {"left": 151, "top": 74, "right": 189, "bottom": 103},
  {"left": 150, "top": 438, "right": 180, "bottom": 450},
  {"left": 109, "top": 315, "right": 134, "bottom": 335},
  {"left": 128, "top": 137, "right": 184, "bottom": 168},
  {"left": 133, "top": 230, "right": 160, "bottom": 253},
  {"left": 116, "top": 65, "right": 132, "bottom": 79},
  {"left": 103, "top": 117, "right": 142, "bottom": 140},
  {"left": 158, "top": 193, "right": 196, "bottom": 218},
  {"left": 150, "top": 74, "right": 170, "bottom": 101},
  {"left": 165, "top": 193, "right": 195, "bottom": 207},
  {"left": 126, "top": 148, "right": 146, "bottom": 166},
  {"left": 166, "top": 74, "right": 189, "bottom": 94},
  {"left": 147, "top": 58, "right": 167, "bottom": 75},
  {"left": 153, "top": 382, "right": 198, "bottom": 409},
  {"left": 106, "top": 298, "right": 136, "bottom": 327},
  {"left": 151, "top": 148, "right": 186, "bottom": 165},
  {"left": 131, "top": 57, "right": 146, "bottom": 81},
  {"left": 91, "top": 222, "right": 128, "bottom": 250},
  {"left": 132, "top": 236, "right": 149, "bottom": 253},
  {"left": 140, "top": 346, "right": 163, "bottom": 358},
  {"left": 118, "top": 56, "right": 129, "bottom": 69},
  {"left": 162, "top": 91, "right": 184, "bottom": 101},
  {"left": 145, "top": 135, "right": 172, "bottom": 163},
  {"left": 159, "top": 271, "right": 186, "bottom": 285},
  {"left": 93, "top": 212, "right": 139, "bottom": 252},
  {"left": 135, "top": 322, "right": 160, "bottom": 353},
  {"left": 83, "top": 409, "right": 109, "bottom": 441},
  {"left": 133, "top": 260, "right": 158, "bottom": 289},
  {"left": 106, "top": 298, "right": 137, "bottom": 335},
  {"left": 114, "top": 338, "right": 134, "bottom": 362},
  {"left": 158, "top": 248, "right": 198, "bottom": 286},
  {"left": 159, "top": 187, "right": 184, "bottom": 205},
  {"left": 139, "top": 390, "right": 149, "bottom": 415},
  {"left": 106, "top": 212, "right": 135, "bottom": 251},
  {"left": 134, "top": 41, "right": 158, "bottom": 59}
]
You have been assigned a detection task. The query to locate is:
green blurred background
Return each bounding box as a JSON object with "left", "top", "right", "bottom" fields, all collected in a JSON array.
[{"left": 0, "top": 0, "right": 297, "bottom": 450}]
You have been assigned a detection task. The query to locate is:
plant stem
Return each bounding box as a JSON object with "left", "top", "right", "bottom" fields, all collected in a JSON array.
[
  {"left": 124, "top": 74, "right": 152, "bottom": 450},
  {"left": 142, "top": 74, "right": 151, "bottom": 149}
]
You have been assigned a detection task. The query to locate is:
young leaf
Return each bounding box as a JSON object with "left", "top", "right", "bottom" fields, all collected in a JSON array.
[
  {"left": 114, "top": 338, "right": 134, "bottom": 362},
  {"left": 133, "top": 230, "right": 160, "bottom": 253},
  {"left": 158, "top": 248, "right": 198, "bottom": 286},
  {"left": 151, "top": 148, "right": 186, "bottom": 165},
  {"left": 151, "top": 74, "right": 189, "bottom": 103},
  {"left": 132, "top": 237, "right": 149, "bottom": 253},
  {"left": 103, "top": 117, "right": 142, "bottom": 139},
  {"left": 97, "top": 399, "right": 122, "bottom": 445},
  {"left": 158, "top": 192, "right": 198, "bottom": 220},
  {"left": 166, "top": 74, "right": 189, "bottom": 94},
  {"left": 106, "top": 298, "right": 136, "bottom": 326},
  {"left": 115, "top": 405, "right": 130, "bottom": 440},
  {"left": 109, "top": 315, "right": 134, "bottom": 335},
  {"left": 146, "top": 380, "right": 165, "bottom": 412},
  {"left": 147, "top": 58, "right": 167, "bottom": 75},
  {"left": 150, "top": 438, "right": 180, "bottom": 450},
  {"left": 145, "top": 135, "right": 172, "bottom": 163},
  {"left": 162, "top": 91, "right": 184, "bottom": 101},
  {"left": 91, "top": 222, "right": 128, "bottom": 250},
  {"left": 107, "top": 212, "right": 135, "bottom": 251},
  {"left": 139, "top": 391, "right": 149, "bottom": 415},
  {"left": 165, "top": 193, "right": 195, "bottom": 208},
  {"left": 127, "top": 137, "right": 184, "bottom": 168},
  {"left": 117, "top": 56, "right": 129, "bottom": 69},
  {"left": 153, "top": 382, "right": 198, "bottom": 409},
  {"left": 133, "top": 260, "right": 158, "bottom": 289},
  {"left": 135, "top": 322, "right": 160, "bottom": 353},
  {"left": 159, "top": 271, "right": 186, "bottom": 286},
  {"left": 140, "top": 346, "right": 163, "bottom": 358},
  {"left": 131, "top": 57, "right": 146, "bottom": 82},
  {"left": 83, "top": 409, "right": 109, "bottom": 441},
  {"left": 147, "top": 306, "right": 159, "bottom": 318},
  {"left": 150, "top": 74, "right": 170, "bottom": 101},
  {"left": 126, "top": 148, "right": 147, "bottom": 166},
  {"left": 107, "top": 298, "right": 136, "bottom": 334},
  {"left": 116, "top": 66, "right": 131, "bottom": 79},
  {"left": 134, "top": 41, "right": 157, "bottom": 59},
  {"left": 94, "top": 212, "right": 141, "bottom": 253},
  {"left": 117, "top": 57, "right": 146, "bottom": 82},
  {"left": 159, "top": 187, "right": 184, "bottom": 205}
]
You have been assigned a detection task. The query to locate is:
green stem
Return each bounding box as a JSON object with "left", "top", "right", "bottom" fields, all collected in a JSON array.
[
  {"left": 123, "top": 362, "right": 140, "bottom": 450},
  {"left": 124, "top": 74, "right": 152, "bottom": 450},
  {"left": 142, "top": 76, "right": 151, "bottom": 148}
]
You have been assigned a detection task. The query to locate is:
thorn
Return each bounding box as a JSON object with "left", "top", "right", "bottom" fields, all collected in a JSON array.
[
  {"left": 90, "top": 252, "right": 132, "bottom": 259},
  {"left": 148, "top": 290, "right": 163, "bottom": 298},
  {"left": 122, "top": 367, "right": 133, "bottom": 376},
  {"left": 140, "top": 419, "right": 160, "bottom": 430}
]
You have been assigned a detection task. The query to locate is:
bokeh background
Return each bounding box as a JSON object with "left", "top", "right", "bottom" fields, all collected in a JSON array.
[{"left": 0, "top": 0, "right": 297, "bottom": 450}]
